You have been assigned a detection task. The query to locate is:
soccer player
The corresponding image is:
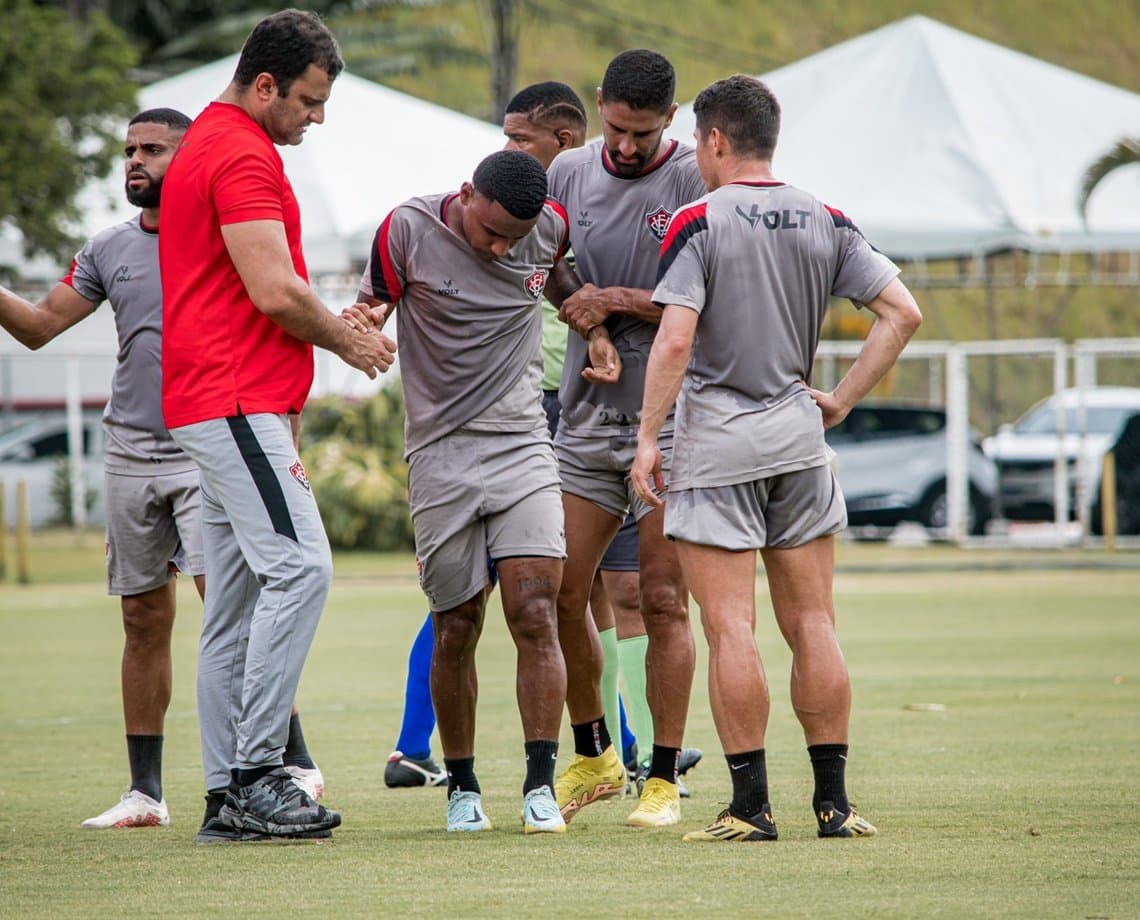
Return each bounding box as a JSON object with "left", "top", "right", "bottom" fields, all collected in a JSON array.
[
  {"left": 631, "top": 74, "right": 922, "bottom": 841},
  {"left": 354, "top": 149, "right": 620, "bottom": 834},
  {"left": 0, "top": 108, "right": 324, "bottom": 830},
  {"left": 159, "top": 11, "right": 395, "bottom": 843},
  {"left": 384, "top": 81, "right": 590, "bottom": 792},
  {"left": 544, "top": 49, "right": 707, "bottom": 828},
  {"left": 352, "top": 149, "right": 620, "bottom": 834}
]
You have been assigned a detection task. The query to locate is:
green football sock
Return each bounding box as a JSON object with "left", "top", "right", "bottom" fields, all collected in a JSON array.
[
  {"left": 598, "top": 626, "right": 621, "bottom": 754},
  {"left": 618, "top": 634, "right": 652, "bottom": 763}
]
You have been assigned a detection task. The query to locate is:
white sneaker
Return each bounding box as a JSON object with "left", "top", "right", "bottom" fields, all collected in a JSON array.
[
  {"left": 284, "top": 764, "right": 325, "bottom": 800},
  {"left": 81, "top": 790, "right": 169, "bottom": 829}
]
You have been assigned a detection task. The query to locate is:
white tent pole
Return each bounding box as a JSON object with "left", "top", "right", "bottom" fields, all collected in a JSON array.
[
  {"left": 1051, "top": 344, "right": 1069, "bottom": 533},
  {"left": 945, "top": 345, "right": 968, "bottom": 542}
]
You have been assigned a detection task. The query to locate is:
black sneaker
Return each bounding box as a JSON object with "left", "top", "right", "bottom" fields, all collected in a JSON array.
[
  {"left": 220, "top": 768, "right": 341, "bottom": 836},
  {"left": 817, "top": 801, "right": 877, "bottom": 838},
  {"left": 677, "top": 747, "right": 703, "bottom": 776},
  {"left": 384, "top": 750, "right": 446, "bottom": 788}
]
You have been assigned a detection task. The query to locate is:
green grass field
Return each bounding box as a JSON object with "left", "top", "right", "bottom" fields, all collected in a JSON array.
[{"left": 1, "top": 532, "right": 1138, "bottom": 917}]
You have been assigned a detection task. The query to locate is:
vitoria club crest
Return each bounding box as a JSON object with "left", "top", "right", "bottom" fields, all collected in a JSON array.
[
  {"left": 645, "top": 205, "right": 673, "bottom": 242},
  {"left": 289, "top": 460, "right": 311, "bottom": 492},
  {"left": 525, "top": 268, "right": 549, "bottom": 299}
]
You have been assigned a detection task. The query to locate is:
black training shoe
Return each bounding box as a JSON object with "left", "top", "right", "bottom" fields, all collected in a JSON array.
[
  {"left": 677, "top": 747, "right": 703, "bottom": 776},
  {"left": 384, "top": 750, "right": 447, "bottom": 788},
  {"left": 817, "top": 801, "right": 877, "bottom": 838},
  {"left": 220, "top": 767, "right": 341, "bottom": 837}
]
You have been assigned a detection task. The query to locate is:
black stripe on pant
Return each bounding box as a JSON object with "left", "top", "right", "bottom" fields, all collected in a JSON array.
[{"left": 226, "top": 415, "right": 298, "bottom": 542}]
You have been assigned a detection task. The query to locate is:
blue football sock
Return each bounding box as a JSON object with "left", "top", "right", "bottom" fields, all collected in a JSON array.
[{"left": 395, "top": 611, "right": 435, "bottom": 759}]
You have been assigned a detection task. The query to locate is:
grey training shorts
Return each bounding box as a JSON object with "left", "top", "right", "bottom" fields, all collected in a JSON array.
[
  {"left": 663, "top": 464, "right": 847, "bottom": 550},
  {"left": 409, "top": 427, "right": 565, "bottom": 612},
  {"left": 105, "top": 465, "right": 204, "bottom": 595},
  {"left": 555, "top": 428, "right": 673, "bottom": 523}
]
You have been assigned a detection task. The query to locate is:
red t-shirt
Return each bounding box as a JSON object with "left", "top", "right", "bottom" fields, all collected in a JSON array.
[{"left": 160, "top": 102, "right": 314, "bottom": 429}]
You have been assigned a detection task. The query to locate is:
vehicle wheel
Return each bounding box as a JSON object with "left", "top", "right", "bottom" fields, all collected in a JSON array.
[{"left": 918, "top": 481, "right": 989, "bottom": 536}]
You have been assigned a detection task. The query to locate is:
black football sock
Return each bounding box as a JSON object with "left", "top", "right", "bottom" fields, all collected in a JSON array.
[
  {"left": 283, "top": 712, "right": 317, "bottom": 769},
  {"left": 648, "top": 744, "right": 680, "bottom": 784},
  {"left": 571, "top": 717, "right": 612, "bottom": 758},
  {"left": 523, "top": 740, "right": 559, "bottom": 794},
  {"left": 126, "top": 734, "right": 163, "bottom": 802},
  {"left": 808, "top": 743, "right": 850, "bottom": 814},
  {"left": 444, "top": 757, "right": 480, "bottom": 797},
  {"left": 725, "top": 748, "right": 769, "bottom": 819}
]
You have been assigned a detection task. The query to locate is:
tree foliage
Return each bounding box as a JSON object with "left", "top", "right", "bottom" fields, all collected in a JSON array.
[
  {"left": 0, "top": 0, "right": 138, "bottom": 263},
  {"left": 1078, "top": 136, "right": 1140, "bottom": 223},
  {"left": 300, "top": 386, "right": 414, "bottom": 551}
]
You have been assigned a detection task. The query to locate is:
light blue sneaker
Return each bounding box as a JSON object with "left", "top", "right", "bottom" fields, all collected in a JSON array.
[
  {"left": 446, "top": 789, "right": 492, "bottom": 832},
  {"left": 522, "top": 785, "right": 566, "bottom": 835}
]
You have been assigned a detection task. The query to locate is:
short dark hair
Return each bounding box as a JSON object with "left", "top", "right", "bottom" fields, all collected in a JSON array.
[
  {"left": 693, "top": 75, "right": 781, "bottom": 160},
  {"left": 232, "top": 9, "right": 343, "bottom": 97},
  {"left": 129, "top": 108, "right": 192, "bottom": 131},
  {"left": 601, "top": 49, "right": 675, "bottom": 113},
  {"left": 505, "top": 81, "right": 587, "bottom": 133},
  {"left": 472, "top": 150, "right": 548, "bottom": 220}
]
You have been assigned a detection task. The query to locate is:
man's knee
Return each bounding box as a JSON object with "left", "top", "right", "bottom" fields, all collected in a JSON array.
[
  {"left": 507, "top": 594, "right": 558, "bottom": 645},
  {"left": 640, "top": 576, "right": 688, "bottom": 628},
  {"left": 121, "top": 590, "right": 175, "bottom": 645}
]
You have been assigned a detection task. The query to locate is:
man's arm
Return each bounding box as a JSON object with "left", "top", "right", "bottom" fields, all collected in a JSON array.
[
  {"left": 631, "top": 303, "right": 698, "bottom": 506},
  {"left": 220, "top": 220, "right": 395, "bottom": 378},
  {"left": 809, "top": 277, "right": 923, "bottom": 428},
  {"left": 543, "top": 261, "right": 660, "bottom": 334},
  {"left": 0, "top": 283, "right": 96, "bottom": 350}
]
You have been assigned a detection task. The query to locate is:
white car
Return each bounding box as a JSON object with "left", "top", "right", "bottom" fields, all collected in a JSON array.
[
  {"left": 0, "top": 411, "right": 105, "bottom": 528},
  {"left": 826, "top": 403, "right": 998, "bottom": 536},
  {"left": 982, "top": 386, "right": 1140, "bottom": 524}
]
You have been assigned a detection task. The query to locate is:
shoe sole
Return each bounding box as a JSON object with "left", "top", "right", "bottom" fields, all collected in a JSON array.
[
  {"left": 626, "top": 811, "right": 681, "bottom": 828},
  {"left": 558, "top": 780, "right": 625, "bottom": 821},
  {"left": 193, "top": 828, "right": 333, "bottom": 845},
  {"left": 524, "top": 823, "right": 567, "bottom": 834}
]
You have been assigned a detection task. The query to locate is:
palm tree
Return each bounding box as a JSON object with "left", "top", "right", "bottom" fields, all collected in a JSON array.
[{"left": 1078, "top": 135, "right": 1140, "bottom": 221}]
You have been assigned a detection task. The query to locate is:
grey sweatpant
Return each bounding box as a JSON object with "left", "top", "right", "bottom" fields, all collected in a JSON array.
[{"left": 170, "top": 413, "right": 332, "bottom": 792}]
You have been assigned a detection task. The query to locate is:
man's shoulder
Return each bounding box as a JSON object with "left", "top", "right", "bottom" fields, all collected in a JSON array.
[
  {"left": 79, "top": 217, "right": 152, "bottom": 267},
  {"left": 547, "top": 142, "right": 600, "bottom": 183}
]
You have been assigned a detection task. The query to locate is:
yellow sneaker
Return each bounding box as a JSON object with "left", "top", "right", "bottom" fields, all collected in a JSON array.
[
  {"left": 555, "top": 746, "right": 626, "bottom": 822},
  {"left": 625, "top": 777, "right": 681, "bottom": 828},
  {"left": 683, "top": 806, "right": 778, "bottom": 842}
]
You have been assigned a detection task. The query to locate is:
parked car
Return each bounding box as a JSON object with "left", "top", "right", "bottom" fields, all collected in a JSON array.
[
  {"left": 826, "top": 402, "right": 997, "bottom": 535},
  {"left": 0, "top": 411, "right": 105, "bottom": 528},
  {"left": 1097, "top": 413, "right": 1140, "bottom": 535},
  {"left": 982, "top": 386, "right": 1140, "bottom": 523}
]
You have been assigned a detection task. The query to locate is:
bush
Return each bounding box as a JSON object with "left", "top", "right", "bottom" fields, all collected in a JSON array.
[
  {"left": 49, "top": 459, "right": 97, "bottom": 526},
  {"left": 300, "top": 386, "right": 414, "bottom": 551}
]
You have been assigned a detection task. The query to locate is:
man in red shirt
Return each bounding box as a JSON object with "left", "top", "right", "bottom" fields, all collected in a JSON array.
[{"left": 158, "top": 9, "right": 395, "bottom": 844}]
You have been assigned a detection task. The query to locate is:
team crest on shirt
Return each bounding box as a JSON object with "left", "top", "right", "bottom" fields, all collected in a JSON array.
[
  {"left": 645, "top": 205, "right": 673, "bottom": 242},
  {"left": 524, "top": 268, "right": 549, "bottom": 299},
  {"left": 289, "top": 460, "right": 311, "bottom": 492}
]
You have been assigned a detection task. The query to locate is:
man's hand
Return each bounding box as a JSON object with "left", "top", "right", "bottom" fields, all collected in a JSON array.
[
  {"left": 630, "top": 437, "right": 665, "bottom": 508},
  {"left": 807, "top": 386, "right": 852, "bottom": 430},
  {"left": 558, "top": 283, "right": 611, "bottom": 336},
  {"left": 339, "top": 326, "right": 397, "bottom": 379},
  {"left": 339, "top": 301, "right": 389, "bottom": 332},
  {"left": 582, "top": 326, "right": 622, "bottom": 384}
]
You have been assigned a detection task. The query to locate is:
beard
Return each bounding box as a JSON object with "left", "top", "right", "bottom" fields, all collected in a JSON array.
[{"left": 126, "top": 175, "right": 161, "bottom": 209}]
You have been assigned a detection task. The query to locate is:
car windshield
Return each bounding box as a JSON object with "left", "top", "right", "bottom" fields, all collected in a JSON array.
[{"left": 1014, "top": 404, "right": 1138, "bottom": 435}]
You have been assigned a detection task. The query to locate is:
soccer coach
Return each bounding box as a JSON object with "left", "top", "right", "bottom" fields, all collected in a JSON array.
[{"left": 158, "top": 10, "right": 395, "bottom": 841}]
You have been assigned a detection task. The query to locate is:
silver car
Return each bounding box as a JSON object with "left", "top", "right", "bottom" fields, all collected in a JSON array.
[
  {"left": 982, "top": 386, "right": 1140, "bottom": 524},
  {"left": 0, "top": 411, "right": 105, "bottom": 528},
  {"left": 827, "top": 403, "right": 997, "bottom": 535}
]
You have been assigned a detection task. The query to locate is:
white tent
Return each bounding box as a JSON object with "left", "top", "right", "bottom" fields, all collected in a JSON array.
[
  {"left": 668, "top": 15, "right": 1140, "bottom": 260},
  {"left": 80, "top": 54, "right": 506, "bottom": 276},
  {"left": 0, "top": 58, "right": 507, "bottom": 402}
]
